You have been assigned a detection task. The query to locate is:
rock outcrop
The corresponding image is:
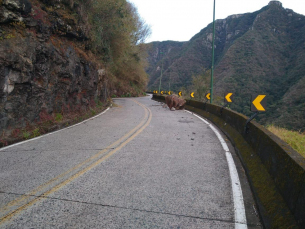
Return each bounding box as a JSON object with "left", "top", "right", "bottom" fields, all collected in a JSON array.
[{"left": 0, "top": 0, "right": 107, "bottom": 132}]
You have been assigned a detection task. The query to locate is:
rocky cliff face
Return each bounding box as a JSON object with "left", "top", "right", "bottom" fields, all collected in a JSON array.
[
  {"left": 146, "top": 7, "right": 266, "bottom": 91},
  {"left": 146, "top": 41, "right": 185, "bottom": 89},
  {"left": 0, "top": 0, "right": 107, "bottom": 132}
]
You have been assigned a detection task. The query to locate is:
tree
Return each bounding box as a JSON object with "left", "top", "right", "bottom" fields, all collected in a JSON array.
[
  {"left": 86, "top": 0, "right": 151, "bottom": 87},
  {"left": 71, "top": 0, "right": 151, "bottom": 93},
  {"left": 191, "top": 70, "right": 210, "bottom": 101}
]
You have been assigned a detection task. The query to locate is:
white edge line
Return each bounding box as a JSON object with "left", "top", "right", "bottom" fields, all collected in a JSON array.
[
  {"left": 185, "top": 110, "right": 247, "bottom": 228},
  {"left": 226, "top": 151, "right": 248, "bottom": 229},
  {"left": 0, "top": 107, "right": 111, "bottom": 152}
]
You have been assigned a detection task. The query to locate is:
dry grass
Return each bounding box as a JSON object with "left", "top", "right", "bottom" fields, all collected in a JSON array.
[{"left": 267, "top": 125, "right": 305, "bottom": 158}]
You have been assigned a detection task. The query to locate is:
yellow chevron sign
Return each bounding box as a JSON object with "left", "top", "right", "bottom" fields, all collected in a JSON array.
[
  {"left": 178, "top": 91, "right": 182, "bottom": 97},
  {"left": 206, "top": 93, "right": 211, "bottom": 100},
  {"left": 190, "top": 92, "right": 195, "bottom": 98},
  {"left": 168, "top": 91, "right": 172, "bottom": 95},
  {"left": 251, "top": 95, "right": 266, "bottom": 112},
  {"left": 161, "top": 91, "right": 164, "bottom": 95},
  {"left": 225, "top": 93, "right": 233, "bottom": 103}
]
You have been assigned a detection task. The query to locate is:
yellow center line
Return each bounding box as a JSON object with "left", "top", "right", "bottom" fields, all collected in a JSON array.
[
  {"left": 1, "top": 103, "right": 147, "bottom": 213},
  {"left": 0, "top": 99, "right": 152, "bottom": 225}
]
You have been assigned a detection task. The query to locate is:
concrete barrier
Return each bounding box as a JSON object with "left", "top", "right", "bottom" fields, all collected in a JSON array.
[{"left": 153, "top": 94, "right": 305, "bottom": 228}]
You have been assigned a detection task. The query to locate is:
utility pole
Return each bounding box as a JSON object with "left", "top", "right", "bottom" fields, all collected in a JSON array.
[
  {"left": 158, "top": 51, "right": 164, "bottom": 94},
  {"left": 210, "top": 0, "right": 216, "bottom": 104},
  {"left": 158, "top": 61, "right": 163, "bottom": 93},
  {"left": 168, "top": 69, "right": 171, "bottom": 92}
]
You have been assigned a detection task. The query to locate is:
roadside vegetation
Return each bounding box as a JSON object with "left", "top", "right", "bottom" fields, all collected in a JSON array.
[
  {"left": 76, "top": 0, "right": 151, "bottom": 95},
  {"left": 34, "top": 0, "right": 151, "bottom": 96},
  {"left": 0, "top": 100, "right": 110, "bottom": 148},
  {"left": 190, "top": 70, "right": 210, "bottom": 101},
  {"left": 267, "top": 125, "right": 305, "bottom": 158}
]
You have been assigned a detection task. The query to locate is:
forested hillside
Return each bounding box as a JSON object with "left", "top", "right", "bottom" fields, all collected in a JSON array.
[{"left": 146, "top": 1, "right": 305, "bottom": 131}]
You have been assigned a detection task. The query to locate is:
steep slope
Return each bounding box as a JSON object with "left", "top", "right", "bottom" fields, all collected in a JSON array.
[
  {"left": 146, "top": 41, "right": 185, "bottom": 90},
  {"left": 146, "top": 5, "right": 267, "bottom": 92},
  {"left": 214, "top": 1, "right": 305, "bottom": 129},
  {"left": 0, "top": 0, "right": 102, "bottom": 133},
  {"left": 146, "top": 1, "right": 305, "bottom": 130},
  {"left": 0, "top": 0, "right": 150, "bottom": 136}
]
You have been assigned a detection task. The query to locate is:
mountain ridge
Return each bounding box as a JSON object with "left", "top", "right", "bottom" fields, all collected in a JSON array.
[{"left": 146, "top": 1, "right": 305, "bottom": 131}]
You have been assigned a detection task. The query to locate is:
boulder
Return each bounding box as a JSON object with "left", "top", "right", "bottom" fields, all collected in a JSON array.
[
  {"left": 165, "top": 95, "right": 186, "bottom": 110},
  {"left": 3, "top": 0, "right": 32, "bottom": 15}
]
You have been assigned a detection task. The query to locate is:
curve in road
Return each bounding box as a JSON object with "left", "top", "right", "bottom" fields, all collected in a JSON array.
[
  {"left": 0, "top": 96, "right": 261, "bottom": 228},
  {"left": 185, "top": 111, "right": 247, "bottom": 229},
  {"left": 0, "top": 99, "right": 152, "bottom": 226}
]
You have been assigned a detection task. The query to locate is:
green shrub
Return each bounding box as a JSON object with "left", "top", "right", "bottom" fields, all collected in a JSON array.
[
  {"left": 32, "top": 128, "right": 40, "bottom": 138},
  {"left": 55, "top": 113, "right": 63, "bottom": 122},
  {"left": 23, "top": 131, "right": 30, "bottom": 139},
  {"left": 95, "top": 98, "right": 104, "bottom": 108},
  {"left": 90, "top": 108, "right": 96, "bottom": 116}
]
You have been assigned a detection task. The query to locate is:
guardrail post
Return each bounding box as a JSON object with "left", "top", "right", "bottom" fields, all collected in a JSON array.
[
  {"left": 244, "top": 112, "right": 258, "bottom": 134},
  {"left": 220, "top": 102, "right": 229, "bottom": 115}
]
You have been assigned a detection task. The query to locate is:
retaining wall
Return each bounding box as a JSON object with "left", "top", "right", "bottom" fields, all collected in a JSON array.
[{"left": 153, "top": 94, "right": 305, "bottom": 228}]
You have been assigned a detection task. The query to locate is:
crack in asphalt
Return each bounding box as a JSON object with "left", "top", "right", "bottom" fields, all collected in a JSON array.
[
  {"left": 0, "top": 148, "right": 116, "bottom": 153},
  {"left": 0, "top": 148, "right": 38, "bottom": 153},
  {"left": 0, "top": 190, "right": 253, "bottom": 226}
]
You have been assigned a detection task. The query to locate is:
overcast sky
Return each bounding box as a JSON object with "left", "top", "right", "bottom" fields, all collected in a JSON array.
[{"left": 127, "top": 0, "right": 305, "bottom": 43}]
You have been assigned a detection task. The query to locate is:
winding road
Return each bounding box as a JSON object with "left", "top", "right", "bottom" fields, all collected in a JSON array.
[{"left": 0, "top": 95, "right": 261, "bottom": 228}]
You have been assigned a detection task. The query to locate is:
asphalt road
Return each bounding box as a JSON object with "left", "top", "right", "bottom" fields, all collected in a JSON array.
[{"left": 0, "top": 95, "right": 262, "bottom": 228}]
